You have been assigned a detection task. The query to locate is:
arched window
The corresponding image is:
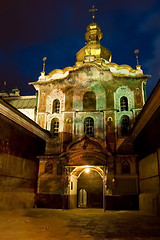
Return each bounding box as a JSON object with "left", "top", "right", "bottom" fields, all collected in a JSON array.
[
  {"left": 53, "top": 99, "right": 60, "bottom": 113},
  {"left": 83, "top": 91, "right": 96, "bottom": 111},
  {"left": 45, "top": 162, "right": 53, "bottom": 174},
  {"left": 122, "top": 161, "right": 130, "bottom": 174},
  {"left": 51, "top": 118, "right": 59, "bottom": 136},
  {"left": 121, "top": 115, "right": 130, "bottom": 136},
  {"left": 120, "top": 96, "right": 128, "bottom": 111},
  {"left": 84, "top": 117, "right": 94, "bottom": 137}
]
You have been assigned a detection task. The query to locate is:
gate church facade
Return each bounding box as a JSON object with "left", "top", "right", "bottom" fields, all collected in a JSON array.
[{"left": 30, "top": 9, "right": 149, "bottom": 209}]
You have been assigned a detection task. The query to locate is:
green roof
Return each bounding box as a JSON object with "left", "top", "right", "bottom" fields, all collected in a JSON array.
[{"left": 7, "top": 97, "right": 36, "bottom": 109}]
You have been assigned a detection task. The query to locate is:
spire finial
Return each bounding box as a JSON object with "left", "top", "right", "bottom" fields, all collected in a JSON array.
[
  {"left": 134, "top": 49, "right": 139, "bottom": 66},
  {"left": 89, "top": 6, "right": 98, "bottom": 22},
  {"left": 134, "top": 49, "right": 143, "bottom": 72},
  {"left": 42, "top": 57, "right": 47, "bottom": 73}
]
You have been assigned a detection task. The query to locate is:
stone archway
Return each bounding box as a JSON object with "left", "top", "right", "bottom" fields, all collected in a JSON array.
[
  {"left": 77, "top": 167, "right": 103, "bottom": 208},
  {"left": 61, "top": 134, "right": 111, "bottom": 209},
  {"left": 68, "top": 166, "right": 104, "bottom": 209}
]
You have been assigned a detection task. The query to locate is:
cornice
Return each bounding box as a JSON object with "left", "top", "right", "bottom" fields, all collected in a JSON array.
[{"left": 29, "top": 61, "right": 149, "bottom": 86}]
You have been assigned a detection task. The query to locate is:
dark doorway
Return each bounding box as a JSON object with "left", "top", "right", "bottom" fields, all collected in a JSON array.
[{"left": 77, "top": 169, "right": 103, "bottom": 208}]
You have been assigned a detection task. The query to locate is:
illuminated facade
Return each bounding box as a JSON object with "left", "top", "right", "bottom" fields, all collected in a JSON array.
[{"left": 30, "top": 10, "right": 149, "bottom": 209}]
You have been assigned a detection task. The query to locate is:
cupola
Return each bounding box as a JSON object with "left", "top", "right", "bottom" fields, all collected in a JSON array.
[{"left": 76, "top": 6, "right": 112, "bottom": 63}]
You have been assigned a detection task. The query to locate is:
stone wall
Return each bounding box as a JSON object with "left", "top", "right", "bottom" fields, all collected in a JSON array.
[
  {"left": 133, "top": 86, "right": 160, "bottom": 216},
  {"left": 0, "top": 114, "right": 47, "bottom": 210},
  {"left": 36, "top": 156, "right": 67, "bottom": 209},
  {"left": 139, "top": 149, "right": 160, "bottom": 215}
]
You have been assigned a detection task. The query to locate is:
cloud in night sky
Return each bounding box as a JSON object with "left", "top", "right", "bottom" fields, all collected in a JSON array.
[{"left": 0, "top": 0, "right": 160, "bottom": 96}]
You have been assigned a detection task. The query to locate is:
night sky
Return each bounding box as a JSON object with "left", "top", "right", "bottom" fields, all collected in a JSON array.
[{"left": 0, "top": 0, "right": 160, "bottom": 97}]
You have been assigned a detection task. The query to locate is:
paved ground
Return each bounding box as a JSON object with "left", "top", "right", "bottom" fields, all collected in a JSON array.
[{"left": 0, "top": 208, "right": 160, "bottom": 240}]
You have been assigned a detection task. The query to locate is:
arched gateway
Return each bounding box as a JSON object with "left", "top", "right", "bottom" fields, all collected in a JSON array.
[
  {"left": 72, "top": 166, "right": 103, "bottom": 208},
  {"left": 60, "top": 134, "right": 111, "bottom": 209}
]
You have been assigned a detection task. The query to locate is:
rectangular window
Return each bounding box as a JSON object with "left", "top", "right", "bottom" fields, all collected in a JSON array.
[{"left": 71, "top": 181, "right": 73, "bottom": 190}]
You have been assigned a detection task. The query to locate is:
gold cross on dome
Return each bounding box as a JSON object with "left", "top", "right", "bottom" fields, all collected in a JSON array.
[{"left": 89, "top": 6, "right": 98, "bottom": 22}]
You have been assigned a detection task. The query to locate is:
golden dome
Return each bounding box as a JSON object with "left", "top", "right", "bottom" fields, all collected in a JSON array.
[{"left": 76, "top": 22, "right": 112, "bottom": 63}]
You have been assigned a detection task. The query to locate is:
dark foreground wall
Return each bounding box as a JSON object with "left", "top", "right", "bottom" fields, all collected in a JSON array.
[
  {"left": 35, "top": 194, "right": 69, "bottom": 209},
  {"left": 132, "top": 80, "right": 160, "bottom": 216},
  {"left": 0, "top": 103, "right": 49, "bottom": 210},
  {"left": 105, "top": 195, "right": 139, "bottom": 210},
  {"left": 35, "top": 194, "right": 139, "bottom": 210}
]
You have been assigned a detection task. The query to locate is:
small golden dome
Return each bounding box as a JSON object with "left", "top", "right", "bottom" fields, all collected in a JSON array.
[
  {"left": 76, "top": 22, "right": 111, "bottom": 63},
  {"left": 85, "top": 22, "right": 103, "bottom": 42}
]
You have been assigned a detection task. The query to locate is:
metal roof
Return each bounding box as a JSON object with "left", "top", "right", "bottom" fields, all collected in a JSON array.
[{"left": 7, "top": 97, "right": 36, "bottom": 109}]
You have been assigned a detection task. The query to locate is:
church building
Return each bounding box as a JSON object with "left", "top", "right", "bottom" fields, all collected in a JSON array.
[
  {"left": 27, "top": 7, "right": 149, "bottom": 210},
  {"left": 2, "top": 7, "right": 155, "bottom": 211}
]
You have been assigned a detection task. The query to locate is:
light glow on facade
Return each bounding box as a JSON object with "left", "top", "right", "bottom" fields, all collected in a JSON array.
[{"left": 85, "top": 168, "right": 90, "bottom": 173}]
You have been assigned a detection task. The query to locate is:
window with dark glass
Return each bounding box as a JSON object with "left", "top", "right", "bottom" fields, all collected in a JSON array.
[
  {"left": 121, "top": 161, "right": 130, "bottom": 174},
  {"left": 71, "top": 182, "right": 73, "bottom": 190},
  {"left": 53, "top": 99, "right": 60, "bottom": 113},
  {"left": 121, "top": 115, "right": 130, "bottom": 136},
  {"left": 51, "top": 118, "right": 59, "bottom": 136},
  {"left": 83, "top": 91, "right": 96, "bottom": 111},
  {"left": 120, "top": 96, "right": 128, "bottom": 111},
  {"left": 84, "top": 117, "right": 94, "bottom": 136}
]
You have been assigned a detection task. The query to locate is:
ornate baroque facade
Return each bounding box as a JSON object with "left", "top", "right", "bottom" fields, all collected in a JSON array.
[{"left": 29, "top": 14, "right": 149, "bottom": 209}]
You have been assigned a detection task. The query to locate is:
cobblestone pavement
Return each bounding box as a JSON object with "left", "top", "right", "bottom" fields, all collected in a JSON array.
[{"left": 0, "top": 208, "right": 160, "bottom": 240}]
